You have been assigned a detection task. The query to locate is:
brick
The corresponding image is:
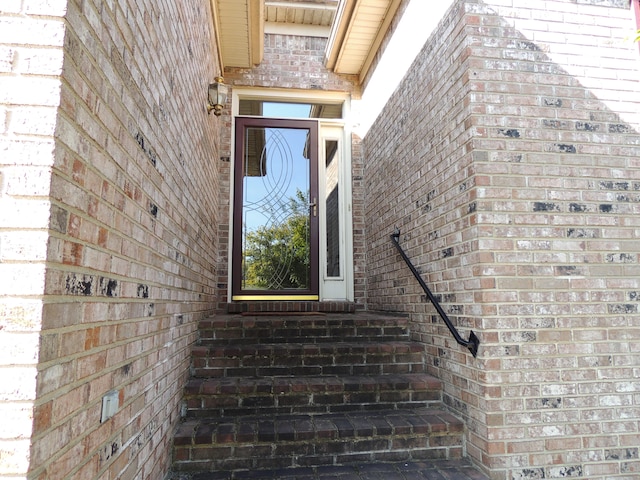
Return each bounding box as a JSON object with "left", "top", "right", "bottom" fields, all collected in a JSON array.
[
  {"left": 0, "top": 439, "right": 31, "bottom": 474},
  {"left": 0, "top": 18, "right": 65, "bottom": 46},
  {"left": 2, "top": 0, "right": 223, "bottom": 477},
  {"left": 0, "top": 230, "right": 47, "bottom": 261},
  {"left": 0, "top": 77, "right": 62, "bottom": 107},
  {"left": 24, "top": 0, "right": 68, "bottom": 16},
  {"left": 363, "top": 1, "right": 640, "bottom": 479},
  {"left": 1, "top": 0, "right": 639, "bottom": 479},
  {"left": 0, "top": 332, "right": 39, "bottom": 365},
  {"left": 10, "top": 106, "right": 58, "bottom": 136}
]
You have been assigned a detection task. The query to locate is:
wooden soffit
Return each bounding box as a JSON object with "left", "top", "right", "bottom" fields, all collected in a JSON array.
[
  {"left": 212, "top": 0, "right": 265, "bottom": 69},
  {"left": 211, "top": 0, "right": 399, "bottom": 82},
  {"left": 325, "top": 0, "right": 401, "bottom": 83},
  {"left": 265, "top": 1, "right": 338, "bottom": 37}
]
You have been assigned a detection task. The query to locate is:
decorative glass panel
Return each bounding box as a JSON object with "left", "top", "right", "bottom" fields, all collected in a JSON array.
[{"left": 241, "top": 126, "right": 312, "bottom": 291}]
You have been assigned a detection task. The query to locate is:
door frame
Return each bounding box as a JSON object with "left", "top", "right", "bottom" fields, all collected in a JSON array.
[
  {"left": 232, "top": 117, "right": 320, "bottom": 300},
  {"left": 228, "top": 88, "right": 354, "bottom": 303}
]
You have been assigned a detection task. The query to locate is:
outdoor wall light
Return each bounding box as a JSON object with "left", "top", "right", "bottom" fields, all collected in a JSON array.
[{"left": 207, "top": 76, "right": 228, "bottom": 116}]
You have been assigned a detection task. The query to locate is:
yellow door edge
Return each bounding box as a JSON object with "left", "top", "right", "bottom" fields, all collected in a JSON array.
[{"left": 231, "top": 295, "right": 320, "bottom": 301}]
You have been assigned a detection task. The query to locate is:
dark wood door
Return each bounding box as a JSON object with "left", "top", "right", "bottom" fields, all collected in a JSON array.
[{"left": 232, "top": 117, "right": 319, "bottom": 300}]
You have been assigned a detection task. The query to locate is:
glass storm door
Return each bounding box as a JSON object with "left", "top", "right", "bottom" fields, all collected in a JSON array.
[{"left": 232, "top": 117, "right": 319, "bottom": 300}]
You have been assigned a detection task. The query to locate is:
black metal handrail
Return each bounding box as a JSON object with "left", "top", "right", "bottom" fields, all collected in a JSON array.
[{"left": 391, "top": 230, "right": 479, "bottom": 357}]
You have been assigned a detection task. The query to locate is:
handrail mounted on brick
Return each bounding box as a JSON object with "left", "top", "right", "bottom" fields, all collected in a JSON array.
[{"left": 391, "top": 230, "right": 479, "bottom": 357}]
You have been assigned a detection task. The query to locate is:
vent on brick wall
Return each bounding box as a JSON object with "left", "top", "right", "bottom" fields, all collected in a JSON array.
[{"left": 390, "top": 229, "right": 479, "bottom": 357}]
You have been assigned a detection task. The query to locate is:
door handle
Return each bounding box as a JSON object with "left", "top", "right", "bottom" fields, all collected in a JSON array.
[{"left": 309, "top": 198, "right": 317, "bottom": 217}]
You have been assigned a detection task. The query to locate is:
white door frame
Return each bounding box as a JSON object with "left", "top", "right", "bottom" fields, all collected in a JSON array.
[{"left": 228, "top": 87, "right": 354, "bottom": 302}]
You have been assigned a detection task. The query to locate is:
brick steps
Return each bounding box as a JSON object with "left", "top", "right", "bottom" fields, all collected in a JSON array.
[
  {"left": 169, "top": 459, "right": 487, "bottom": 480},
  {"left": 197, "top": 313, "right": 410, "bottom": 345},
  {"left": 191, "top": 341, "right": 427, "bottom": 377},
  {"left": 227, "top": 301, "right": 356, "bottom": 314},
  {"left": 171, "top": 312, "right": 471, "bottom": 477},
  {"left": 173, "top": 409, "right": 464, "bottom": 473},
  {"left": 184, "top": 373, "right": 442, "bottom": 417}
]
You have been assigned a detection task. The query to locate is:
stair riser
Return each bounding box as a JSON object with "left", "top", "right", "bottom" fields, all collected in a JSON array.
[
  {"left": 174, "top": 436, "right": 463, "bottom": 473},
  {"left": 198, "top": 333, "right": 410, "bottom": 345},
  {"left": 227, "top": 301, "right": 356, "bottom": 314},
  {"left": 184, "top": 390, "right": 442, "bottom": 417},
  {"left": 192, "top": 362, "right": 428, "bottom": 378},
  {"left": 197, "top": 318, "right": 411, "bottom": 345},
  {"left": 182, "top": 374, "right": 442, "bottom": 417},
  {"left": 193, "top": 345, "right": 425, "bottom": 359},
  {"left": 191, "top": 345, "right": 427, "bottom": 377}
]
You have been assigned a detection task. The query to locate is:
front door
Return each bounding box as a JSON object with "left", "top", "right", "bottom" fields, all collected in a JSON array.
[{"left": 232, "top": 117, "right": 319, "bottom": 300}]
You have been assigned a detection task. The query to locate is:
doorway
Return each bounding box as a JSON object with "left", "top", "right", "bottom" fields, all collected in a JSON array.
[
  {"left": 229, "top": 93, "right": 353, "bottom": 303},
  {"left": 232, "top": 117, "right": 319, "bottom": 300}
]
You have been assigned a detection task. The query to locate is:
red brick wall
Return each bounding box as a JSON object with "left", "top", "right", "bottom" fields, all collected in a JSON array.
[
  {"left": 364, "top": 1, "right": 640, "bottom": 478},
  {"left": 0, "top": 1, "right": 222, "bottom": 478}
]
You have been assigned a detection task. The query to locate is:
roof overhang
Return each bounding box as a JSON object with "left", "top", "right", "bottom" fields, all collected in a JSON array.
[
  {"left": 211, "top": 0, "right": 265, "bottom": 69},
  {"left": 212, "top": 0, "right": 401, "bottom": 84},
  {"left": 324, "top": 0, "right": 401, "bottom": 84},
  {"left": 265, "top": 1, "right": 337, "bottom": 38}
]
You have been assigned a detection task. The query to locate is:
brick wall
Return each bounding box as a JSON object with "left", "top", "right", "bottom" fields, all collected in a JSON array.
[
  {"left": 220, "top": 34, "right": 362, "bottom": 309},
  {"left": 364, "top": 0, "right": 640, "bottom": 479},
  {"left": 0, "top": 1, "right": 66, "bottom": 476},
  {"left": 2, "top": 0, "right": 223, "bottom": 478}
]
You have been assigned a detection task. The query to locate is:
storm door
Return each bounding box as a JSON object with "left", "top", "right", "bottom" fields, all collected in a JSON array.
[{"left": 232, "top": 117, "right": 319, "bottom": 300}]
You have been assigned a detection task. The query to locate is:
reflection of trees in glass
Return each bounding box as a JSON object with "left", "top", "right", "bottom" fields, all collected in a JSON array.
[{"left": 244, "top": 190, "right": 310, "bottom": 290}]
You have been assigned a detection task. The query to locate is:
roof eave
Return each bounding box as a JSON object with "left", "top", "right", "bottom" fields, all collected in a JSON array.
[{"left": 324, "top": 0, "right": 402, "bottom": 84}]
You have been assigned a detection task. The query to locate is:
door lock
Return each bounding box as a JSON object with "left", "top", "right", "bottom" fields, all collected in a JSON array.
[{"left": 309, "top": 198, "right": 317, "bottom": 217}]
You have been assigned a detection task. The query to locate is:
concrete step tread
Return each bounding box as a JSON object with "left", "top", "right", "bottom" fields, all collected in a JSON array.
[{"left": 174, "top": 408, "right": 464, "bottom": 446}]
